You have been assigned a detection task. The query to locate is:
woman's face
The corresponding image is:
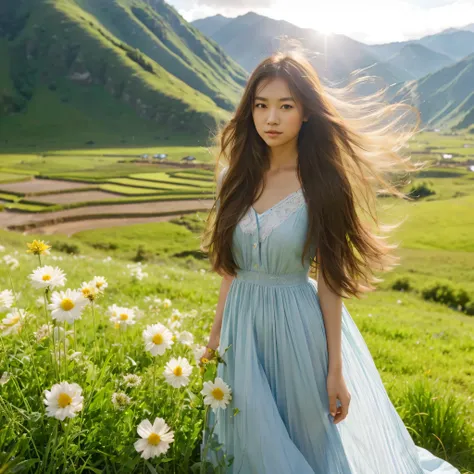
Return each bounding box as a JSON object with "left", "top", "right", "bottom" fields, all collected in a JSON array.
[{"left": 252, "top": 77, "right": 307, "bottom": 148}]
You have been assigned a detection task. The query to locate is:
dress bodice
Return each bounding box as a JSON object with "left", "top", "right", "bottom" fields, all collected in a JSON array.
[{"left": 231, "top": 188, "right": 316, "bottom": 276}]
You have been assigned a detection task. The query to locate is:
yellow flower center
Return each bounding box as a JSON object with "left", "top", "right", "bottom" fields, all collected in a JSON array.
[
  {"left": 211, "top": 388, "right": 224, "bottom": 401},
  {"left": 96, "top": 282, "right": 103, "bottom": 288},
  {"left": 119, "top": 313, "right": 128, "bottom": 321},
  {"left": 148, "top": 433, "right": 161, "bottom": 446},
  {"left": 82, "top": 288, "right": 91, "bottom": 296},
  {"left": 58, "top": 392, "right": 72, "bottom": 408},
  {"left": 152, "top": 333, "right": 163, "bottom": 345},
  {"left": 173, "top": 366, "right": 183, "bottom": 376},
  {"left": 42, "top": 274, "right": 51, "bottom": 281},
  {"left": 8, "top": 315, "right": 20, "bottom": 326},
  {"left": 60, "top": 299, "right": 74, "bottom": 311},
  {"left": 171, "top": 334, "right": 176, "bottom": 342},
  {"left": 114, "top": 322, "right": 120, "bottom": 329}
]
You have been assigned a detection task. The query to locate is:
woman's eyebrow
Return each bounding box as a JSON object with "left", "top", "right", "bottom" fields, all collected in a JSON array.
[{"left": 255, "top": 96, "right": 295, "bottom": 102}]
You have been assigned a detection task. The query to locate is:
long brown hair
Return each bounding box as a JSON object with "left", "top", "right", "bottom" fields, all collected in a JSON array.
[{"left": 201, "top": 50, "right": 425, "bottom": 299}]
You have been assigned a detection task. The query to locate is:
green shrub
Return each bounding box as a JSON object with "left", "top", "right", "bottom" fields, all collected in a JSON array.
[
  {"left": 51, "top": 241, "right": 81, "bottom": 255},
  {"left": 125, "top": 48, "right": 154, "bottom": 73},
  {"left": 90, "top": 242, "right": 118, "bottom": 251},
  {"left": 133, "top": 244, "right": 149, "bottom": 262},
  {"left": 421, "top": 281, "right": 471, "bottom": 311},
  {"left": 391, "top": 277, "right": 412, "bottom": 292},
  {"left": 408, "top": 181, "right": 436, "bottom": 199},
  {"left": 464, "top": 301, "right": 474, "bottom": 316}
]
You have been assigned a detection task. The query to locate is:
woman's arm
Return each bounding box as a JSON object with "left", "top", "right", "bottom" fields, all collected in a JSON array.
[
  {"left": 206, "top": 272, "right": 234, "bottom": 350},
  {"left": 317, "top": 252, "right": 343, "bottom": 374}
]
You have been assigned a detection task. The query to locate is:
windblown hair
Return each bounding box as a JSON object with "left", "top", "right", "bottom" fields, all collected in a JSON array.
[{"left": 201, "top": 50, "right": 425, "bottom": 299}]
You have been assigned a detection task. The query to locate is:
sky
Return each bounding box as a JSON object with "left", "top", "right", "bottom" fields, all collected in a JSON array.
[{"left": 167, "top": 0, "right": 474, "bottom": 44}]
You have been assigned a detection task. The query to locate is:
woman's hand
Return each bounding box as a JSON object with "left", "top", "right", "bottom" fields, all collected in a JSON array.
[
  {"left": 198, "top": 346, "right": 217, "bottom": 368},
  {"left": 326, "top": 370, "right": 351, "bottom": 424}
]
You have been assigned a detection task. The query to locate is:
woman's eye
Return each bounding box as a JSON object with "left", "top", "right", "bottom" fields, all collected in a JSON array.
[{"left": 255, "top": 104, "right": 293, "bottom": 109}]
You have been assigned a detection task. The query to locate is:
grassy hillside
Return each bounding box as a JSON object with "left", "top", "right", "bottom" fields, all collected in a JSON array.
[
  {"left": 72, "top": 0, "right": 247, "bottom": 110},
  {"left": 0, "top": 0, "right": 244, "bottom": 151},
  {"left": 397, "top": 53, "right": 474, "bottom": 130}
]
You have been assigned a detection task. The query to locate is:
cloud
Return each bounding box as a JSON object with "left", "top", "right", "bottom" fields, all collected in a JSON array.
[{"left": 403, "top": 0, "right": 458, "bottom": 7}]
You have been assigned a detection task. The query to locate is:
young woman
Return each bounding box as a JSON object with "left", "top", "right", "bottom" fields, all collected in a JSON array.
[{"left": 199, "top": 51, "right": 461, "bottom": 473}]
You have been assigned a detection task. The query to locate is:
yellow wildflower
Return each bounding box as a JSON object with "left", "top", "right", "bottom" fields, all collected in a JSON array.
[{"left": 26, "top": 240, "right": 51, "bottom": 256}]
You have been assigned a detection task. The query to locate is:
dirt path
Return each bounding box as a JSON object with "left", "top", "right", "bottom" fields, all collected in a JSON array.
[{"left": 1, "top": 198, "right": 215, "bottom": 233}]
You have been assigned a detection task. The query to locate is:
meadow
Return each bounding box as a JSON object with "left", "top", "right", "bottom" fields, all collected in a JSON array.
[{"left": 1, "top": 131, "right": 474, "bottom": 473}]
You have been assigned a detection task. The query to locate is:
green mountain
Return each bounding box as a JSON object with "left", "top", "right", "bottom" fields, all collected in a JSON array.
[
  {"left": 193, "top": 12, "right": 474, "bottom": 130},
  {"left": 394, "top": 53, "right": 474, "bottom": 130},
  {"left": 385, "top": 43, "right": 453, "bottom": 80},
  {"left": 0, "top": 0, "right": 247, "bottom": 150},
  {"left": 191, "top": 12, "right": 408, "bottom": 89}
]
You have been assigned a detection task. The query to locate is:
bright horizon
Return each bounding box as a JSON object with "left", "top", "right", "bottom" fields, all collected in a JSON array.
[{"left": 167, "top": 0, "right": 474, "bottom": 44}]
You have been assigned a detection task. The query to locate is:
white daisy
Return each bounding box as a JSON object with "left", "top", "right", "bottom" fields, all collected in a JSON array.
[
  {"left": 43, "top": 381, "right": 83, "bottom": 420},
  {"left": 166, "top": 317, "right": 182, "bottom": 330},
  {"left": 201, "top": 377, "right": 232, "bottom": 410},
  {"left": 29, "top": 265, "right": 66, "bottom": 290},
  {"left": 134, "top": 417, "right": 174, "bottom": 459},
  {"left": 107, "top": 303, "right": 120, "bottom": 319},
  {"left": 0, "top": 289, "right": 14, "bottom": 312},
  {"left": 79, "top": 281, "right": 99, "bottom": 302},
  {"left": 123, "top": 373, "right": 142, "bottom": 388},
  {"left": 3, "top": 255, "right": 19, "bottom": 270},
  {"left": 143, "top": 323, "right": 174, "bottom": 356},
  {"left": 162, "top": 298, "right": 172, "bottom": 309},
  {"left": 48, "top": 289, "right": 87, "bottom": 324},
  {"left": 109, "top": 306, "right": 136, "bottom": 327},
  {"left": 192, "top": 344, "right": 207, "bottom": 366},
  {"left": 0, "top": 244, "right": 5, "bottom": 252},
  {"left": 1, "top": 308, "right": 27, "bottom": 335},
  {"left": 177, "top": 330, "right": 194, "bottom": 346},
  {"left": 163, "top": 356, "right": 193, "bottom": 388},
  {"left": 111, "top": 392, "right": 131, "bottom": 411},
  {"left": 91, "top": 276, "right": 108, "bottom": 292}
]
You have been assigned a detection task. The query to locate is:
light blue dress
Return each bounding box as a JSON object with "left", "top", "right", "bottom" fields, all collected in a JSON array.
[{"left": 201, "top": 187, "right": 460, "bottom": 474}]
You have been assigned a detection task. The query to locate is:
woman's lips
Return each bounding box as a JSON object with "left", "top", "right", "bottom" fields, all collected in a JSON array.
[{"left": 266, "top": 131, "right": 282, "bottom": 137}]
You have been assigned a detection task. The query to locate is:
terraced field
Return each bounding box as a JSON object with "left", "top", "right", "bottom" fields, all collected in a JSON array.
[
  {"left": 32, "top": 190, "right": 121, "bottom": 205},
  {"left": 0, "top": 161, "right": 216, "bottom": 231},
  {"left": 1, "top": 133, "right": 471, "bottom": 233}
]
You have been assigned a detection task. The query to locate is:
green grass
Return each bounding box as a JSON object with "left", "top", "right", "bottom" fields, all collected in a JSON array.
[
  {"left": 379, "top": 194, "right": 474, "bottom": 252},
  {"left": 0, "top": 172, "right": 31, "bottom": 183},
  {"left": 130, "top": 172, "right": 214, "bottom": 187},
  {"left": 99, "top": 184, "right": 163, "bottom": 195},
  {"left": 171, "top": 171, "right": 213, "bottom": 181},
  {"left": 107, "top": 178, "right": 201, "bottom": 192},
  {"left": 4, "top": 202, "right": 52, "bottom": 212}
]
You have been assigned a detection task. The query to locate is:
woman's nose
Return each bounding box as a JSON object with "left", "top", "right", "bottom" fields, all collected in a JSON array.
[{"left": 266, "top": 108, "right": 279, "bottom": 124}]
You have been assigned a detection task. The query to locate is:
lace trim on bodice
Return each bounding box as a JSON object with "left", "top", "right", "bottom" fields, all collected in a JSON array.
[{"left": 239, "top": 189, "right": 306, "bottom": 241}]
